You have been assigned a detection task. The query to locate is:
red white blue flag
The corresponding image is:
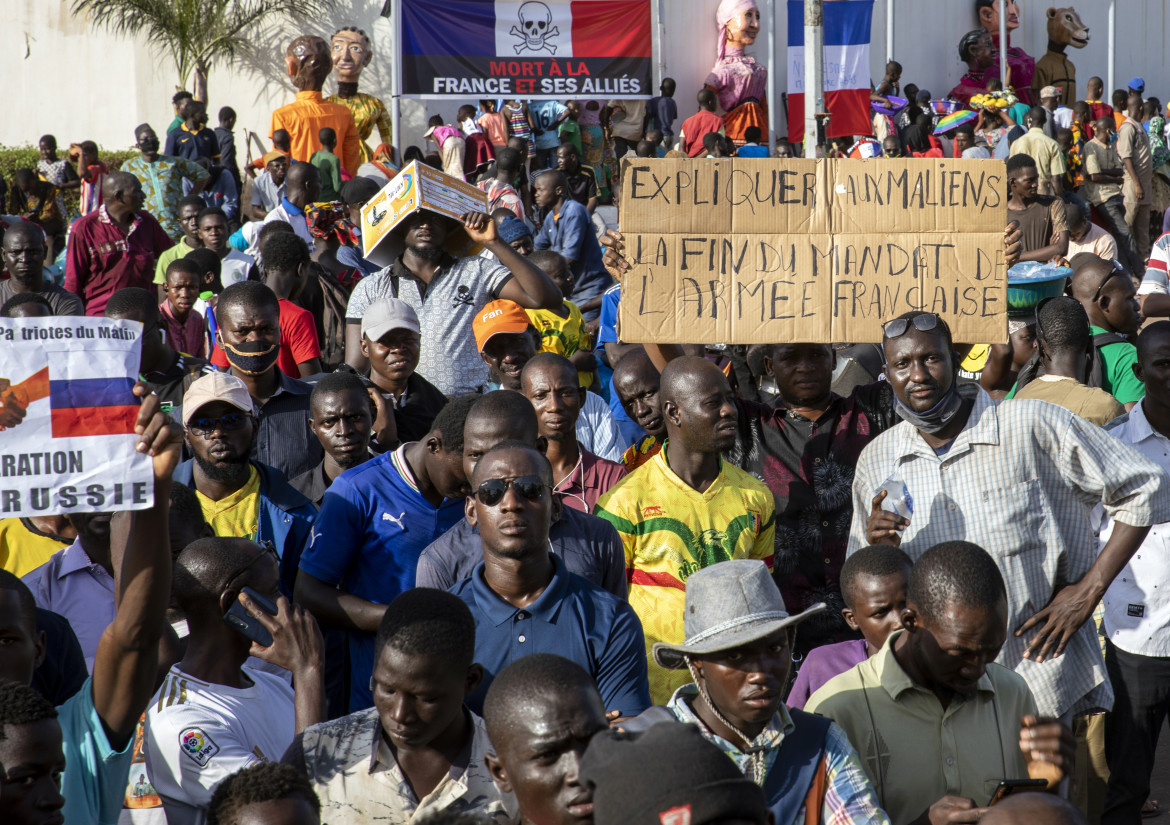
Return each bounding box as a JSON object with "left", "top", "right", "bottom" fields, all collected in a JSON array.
[
  {"left": 786, "top": 0, "right": 875, "bottom": 143},
  {"left": 49, "top": 374, "right": 139, "bottom": 439},
  {"left": 401, "top": 0, "right": 652, "bottom": 99}
]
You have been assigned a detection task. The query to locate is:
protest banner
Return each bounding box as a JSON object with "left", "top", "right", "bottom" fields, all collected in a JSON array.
[
  {"left": 361, "top": 160, "right": 490, "bottom": 268},
  {"left": 617, "top": 157, "right": 1008, "bottom": 344},
  {"left": 0, "top": 317, "right": 152, "bottom": 517},
  {"left": 400, "top": 0, "right": 652, "bottom": 99}
]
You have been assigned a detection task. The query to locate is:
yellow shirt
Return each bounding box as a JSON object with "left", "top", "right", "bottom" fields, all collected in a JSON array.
[
  {"left": 594, "top": 449, "right": 775, "bottom": 703},
  {"left": 526, "top": 301, "right": 593, "bottom": 388},
  {"left": 0, "top": 518, "right": 70, "bottom": 577},
  {"left": 196, "top": 466, "right": 261, "bottom": 540}
]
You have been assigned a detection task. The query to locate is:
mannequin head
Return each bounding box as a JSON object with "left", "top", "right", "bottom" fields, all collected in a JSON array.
[
  {"left": 977, "top": 0, "right": 1021, "bottom": 33},
  {"left": 285, "top": 35, "right": 332, "bottom": 92},
  {"left": 959, "top": 28, "right": 994, "bottom": 69},
  {"left": 331, "top": 27, "right": 372, "bottom": 85}
]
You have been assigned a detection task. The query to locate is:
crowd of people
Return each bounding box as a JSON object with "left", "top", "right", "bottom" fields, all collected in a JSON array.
[{"left": 5, "top": 14, "right": 1170, "bottom": 825}]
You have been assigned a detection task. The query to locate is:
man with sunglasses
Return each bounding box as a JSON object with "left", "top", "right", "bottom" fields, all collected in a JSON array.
[
  {"left": 853, "top": 310, "right": 1170, "bottom": 723},
  {"left": 144, "top": 535, "right": 326, "bottom": 825},
  {"left": 1066, "top": 254, "right": 1144, "bottom": 409},
  {"left": 174, "top": 371, "right": 316, "bottom": 597},
  {"left": 451, "top": 441, "right": 651, "bottom": 717}
]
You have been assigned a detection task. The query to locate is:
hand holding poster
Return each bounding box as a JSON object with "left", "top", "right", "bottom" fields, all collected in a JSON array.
[
  {"left": 616, "top": 157, "right": 1008, "bottom": 344},
  {"left": 0, "top": 317, "right": 153, "bottom": 516}
]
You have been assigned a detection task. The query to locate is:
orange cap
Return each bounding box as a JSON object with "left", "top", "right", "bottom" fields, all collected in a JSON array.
[{"left": 473, "top": 299, "right": 531, "bottom": 352}]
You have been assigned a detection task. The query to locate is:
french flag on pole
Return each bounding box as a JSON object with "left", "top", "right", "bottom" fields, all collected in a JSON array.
[
  {"left": 786, "top": 0, "right": 875, "bottom": 144},
  {"left": 48, "top": 350, "right": 138, "bottom": 439}
]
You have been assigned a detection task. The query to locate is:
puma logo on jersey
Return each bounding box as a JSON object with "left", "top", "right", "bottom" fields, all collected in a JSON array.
[{"left": 382, "top": 512, "right": 406, "bottom": 530}]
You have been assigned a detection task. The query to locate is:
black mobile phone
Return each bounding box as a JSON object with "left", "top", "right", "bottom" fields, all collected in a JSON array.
[
  {"left": 223, "top": 586, "right": 278, "bottom": 647},
  {"left": 988, "top": 778, "right": 1049, "bottom": 806}
]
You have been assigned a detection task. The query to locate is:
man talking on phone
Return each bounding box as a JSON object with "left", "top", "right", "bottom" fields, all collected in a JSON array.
[
  {"left": 807, "top": 542, "right": 1074, "bottom": 825},
  {"left": 143, "top": 536, "right": 326, "bottom": 825}
]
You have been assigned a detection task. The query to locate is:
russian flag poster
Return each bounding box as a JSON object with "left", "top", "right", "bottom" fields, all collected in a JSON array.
[
  {"left": 786, "top": 0, "right": 875, "bottom": 143},
  {"left": 0, "top": 317, "right": 153, "bottom": 516},
  {"left": 401, "top": 0, "right": 652, "bottom": 99}
]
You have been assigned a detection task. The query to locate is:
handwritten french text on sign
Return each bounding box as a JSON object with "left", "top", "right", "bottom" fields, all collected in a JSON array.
[
  {"left": 0, "top": 317, "right": 152, "bottom": 516},
  {"left": 617, "top": 158, "right": 1008, "bottom": 344}
]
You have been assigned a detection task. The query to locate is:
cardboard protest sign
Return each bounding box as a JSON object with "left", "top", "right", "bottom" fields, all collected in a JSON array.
[
  {"left": 617, "top": 157, "right": 1007, "bottom": 344},
  {"left": 0, "top": 317, "right": 153, "bottom": 517},
  {"left": 361, "top": 161, "right": 490, "bottom": 268}
]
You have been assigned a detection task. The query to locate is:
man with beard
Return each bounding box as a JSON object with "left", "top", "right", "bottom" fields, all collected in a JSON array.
[
  {"left": 453, "top": 442, "right": 649, "bottom": 716},
  {"left": 344, "top": 209, "right": 563, "bottom": 395},
  {"left": 808, "top": 542, "right": 1073, "bottom": 825},
  {"left": 0, "top": 221, "right": 83, "bottom": 315},
  {"left": 483, "top": 655, "right": 610, "bottom": 825},
  {"left": 291, "top": 372, "right": 374, "bottom": 507},
  {"left": 122, "top": 123, "right": 209, "bottom": 241},
  {"left": 173, "top": 371, "right": 316, "bottom": 596},
  {"left": 595, "top": 357, "right": 775, "bottom": 705},
  {"left": 521, "top": 353, "right": 625, "bottom": 513}
]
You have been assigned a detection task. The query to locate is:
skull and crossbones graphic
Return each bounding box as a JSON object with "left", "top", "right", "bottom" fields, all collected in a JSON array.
[{"left": 510, "top": 2, "right": 560, "bottom": 54}]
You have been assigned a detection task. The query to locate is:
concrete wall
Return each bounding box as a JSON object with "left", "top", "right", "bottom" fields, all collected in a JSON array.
[{"left": 2, "top": 1, "right": 1167, "bottom": 157}]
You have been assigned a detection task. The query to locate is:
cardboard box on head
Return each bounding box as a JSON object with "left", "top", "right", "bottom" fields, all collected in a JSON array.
[
  {"left": 617, "top": 157, "right": 1009, "bottom": 345},
  {"left": 360, "top": 160, "right": 490, "bottom": 268}
]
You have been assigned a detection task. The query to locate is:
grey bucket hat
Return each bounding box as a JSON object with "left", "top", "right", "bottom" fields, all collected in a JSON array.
[{"left": 653, "top": 559, "right": 826, "bottom": 670}]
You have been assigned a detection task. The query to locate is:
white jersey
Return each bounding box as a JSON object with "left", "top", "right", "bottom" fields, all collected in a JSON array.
[{"left": 143, "top": 665, "right": 296, "bottom": 825}]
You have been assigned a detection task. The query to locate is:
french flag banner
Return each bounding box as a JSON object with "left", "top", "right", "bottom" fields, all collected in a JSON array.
[
  {"left": 786, "top": 0, "right": 875, "bottom": 144},
  {"left": 0, "top": 317, "right": 153, "bottom": 517},
  {"left": 401, "top": 0, "right": 652, "bottom": 99}
]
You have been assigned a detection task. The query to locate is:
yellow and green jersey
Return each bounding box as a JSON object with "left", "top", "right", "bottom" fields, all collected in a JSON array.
[
  {"left": 594, "top": 449, "right": 775, "bottom": 703},
  {"left": 526, "top": 300, "right": 593, "bottom": 387}
]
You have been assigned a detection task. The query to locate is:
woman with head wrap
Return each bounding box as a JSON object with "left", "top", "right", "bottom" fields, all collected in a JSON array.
[
  {"left": 950, "top": 28, "right": 996, "bottom": 106},
  {"left": 704, "top": 0, "right": 768, "bottom": 145}
]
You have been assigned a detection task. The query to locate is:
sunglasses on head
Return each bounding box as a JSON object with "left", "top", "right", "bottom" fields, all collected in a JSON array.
[
  {"left": 222, "top": 540, "right": 279, "bottom": 592},
  {"left": 474, "top": 476, "right": 549, "bottom": 507},
  {"left": 882, "top": 313, "right": 941, "bottom": 340},
  {"left": 1092, "top": 267, "right": 1125, "bottom": 303},
  {"left": 187, "top": 412, "right": 249, "bottom": 437}
]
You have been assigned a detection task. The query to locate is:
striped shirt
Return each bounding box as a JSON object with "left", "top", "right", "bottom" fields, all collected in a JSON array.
[
  {"left": 667, "top": 685, "right": 890, "bottom": 825},
  {"left": 848, "top": 384, "right": 1170, "bottom": 717},
  {"left": 595, "top": 449, "right": 775, "bottom": 704}
]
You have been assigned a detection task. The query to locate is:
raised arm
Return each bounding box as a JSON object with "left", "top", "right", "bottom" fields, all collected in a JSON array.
[
  {"left": 462, "top": 212, "right": 563, "bottom": 310},
  {"left": 92, "top": 383, "right": 183, "bottom": 749}
]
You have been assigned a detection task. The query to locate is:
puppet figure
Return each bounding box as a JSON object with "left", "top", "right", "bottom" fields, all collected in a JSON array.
[
  {"left": 271, "top": 35, "right": 361, "bottom": 176},
  {"left": 327, "top": 27, "right": 392, "bottom": 165},
  {"left": 977, "top": 0, "right": 1036, "bottom": 104},
  {"left": 705, "top": 0, "right": 767, "bottom": 145},
  {"left": 950, "top": 28, "right": 997, "bottom": 105},
  {"left": 1031, "top": 7, "right": 1089, "bottom": 105}
]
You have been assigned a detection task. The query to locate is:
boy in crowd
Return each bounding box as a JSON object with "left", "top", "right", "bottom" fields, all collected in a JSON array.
[
  {"left": 310, "top": 128, "right": 343, "bottom": 203},
  {"left": 161, "top": 258, "right": 208, "bottom": 359},
  {"left": 787, "top": 545, "right": 913, "bottom": 708}
]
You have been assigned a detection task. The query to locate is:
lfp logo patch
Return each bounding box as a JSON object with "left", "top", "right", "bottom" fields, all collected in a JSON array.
[{"left": 179, "top": 727, "right": 219, "bottom": 766}]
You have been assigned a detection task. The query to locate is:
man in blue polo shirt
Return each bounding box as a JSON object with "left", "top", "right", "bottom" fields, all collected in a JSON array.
[
  {"left": 533, "top": 169, "right": 612, "bottom": 321},
  {"left": 295, "top": 394, "right": 478, "bottom": 712},
  {"left": 451, "top": 441, "right": 651, "bottom": 717}
]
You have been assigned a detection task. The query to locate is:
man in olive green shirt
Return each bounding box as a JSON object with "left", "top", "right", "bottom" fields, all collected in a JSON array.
[{"left": 807, "top": 542, "right": 1072, "bottom": 825}]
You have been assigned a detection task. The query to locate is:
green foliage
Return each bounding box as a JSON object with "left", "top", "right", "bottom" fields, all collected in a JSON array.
[
  {"left": 71, "top": 0, "right": 338, "bottom": 90},
  {"left": 0, "top": 146, "right": 138, "bottom": 215}
]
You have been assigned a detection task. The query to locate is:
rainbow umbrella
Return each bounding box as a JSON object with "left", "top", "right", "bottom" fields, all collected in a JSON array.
[{"left": 933, "top": 109, "right": 977, "bottom": 135}]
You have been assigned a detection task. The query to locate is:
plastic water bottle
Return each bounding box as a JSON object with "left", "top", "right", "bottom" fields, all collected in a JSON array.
[{"left": 878, "top": 476, "right": 913, "bottom": 520}]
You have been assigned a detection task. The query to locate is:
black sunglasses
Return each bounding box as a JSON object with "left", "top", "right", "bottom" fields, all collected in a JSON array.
[
  {"left": 474, "top": 476, "right": 549, "bottom": 507},
  {"left": 188, "top": 412, "right": 249, "bottom": 437},
  {"left": 1092, "top": 267, "right": 1124, "bottom": 303},
  {"left": 882, "top": 313, "right": 941, "bottom": 340}
]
